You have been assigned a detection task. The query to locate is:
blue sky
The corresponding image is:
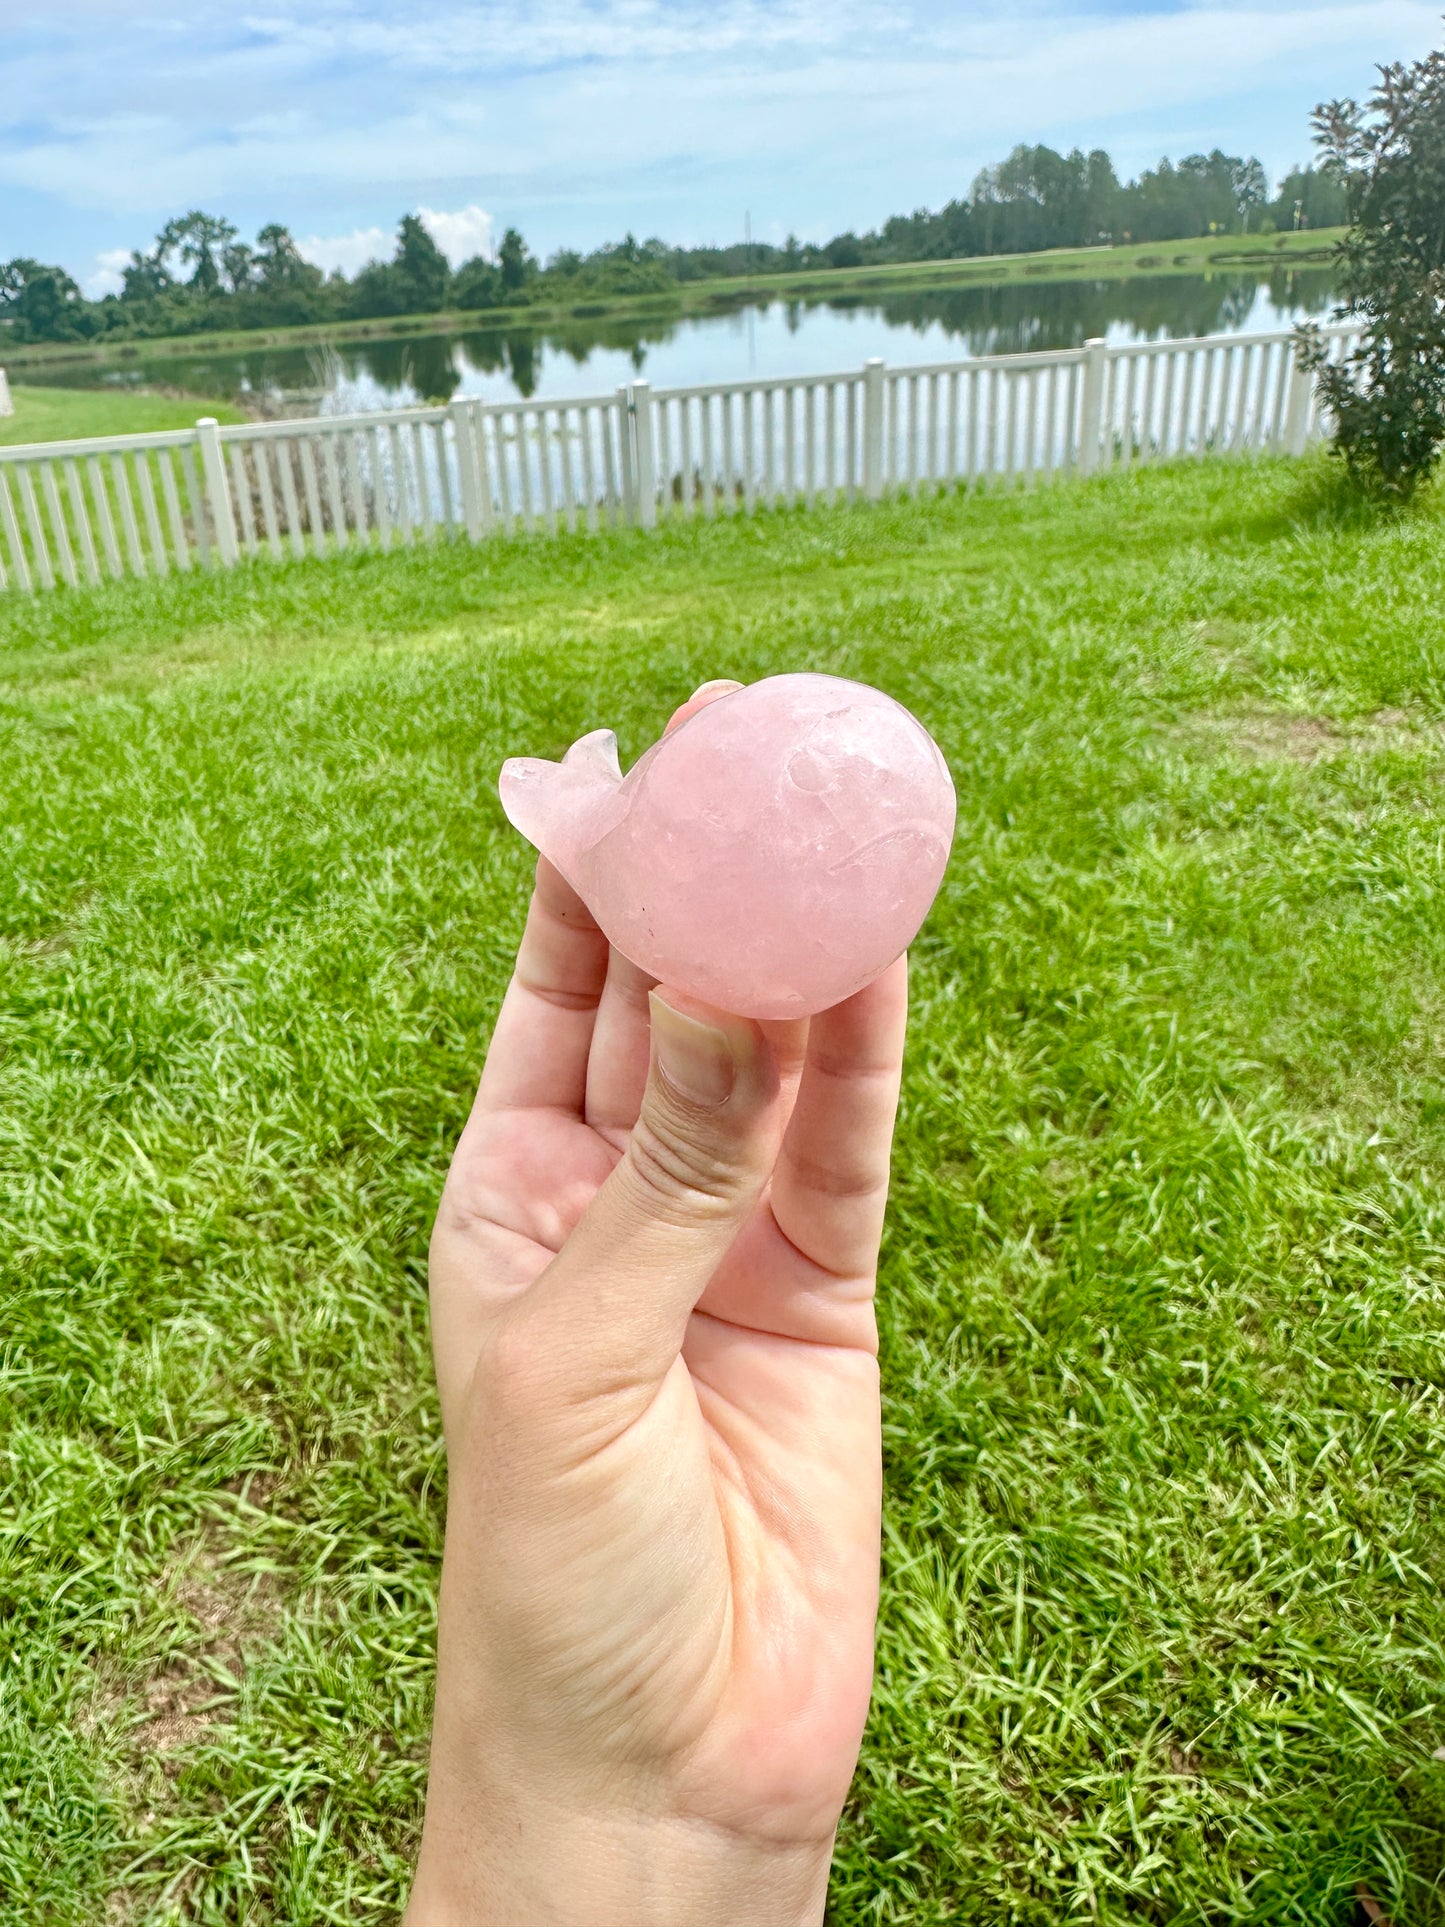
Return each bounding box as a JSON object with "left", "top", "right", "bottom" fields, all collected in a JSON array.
[{"left": 1, "top": 0, "right": 1440, "bottom": 293}]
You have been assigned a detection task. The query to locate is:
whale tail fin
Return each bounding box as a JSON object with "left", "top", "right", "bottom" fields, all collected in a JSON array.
[{"left": 499, "top": 728, "right": 625, "bottom": 889}]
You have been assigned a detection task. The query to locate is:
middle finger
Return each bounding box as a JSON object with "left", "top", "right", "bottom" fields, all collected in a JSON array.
[{"left": 585, "top": 947, "right": 659, "bottom": 1143}]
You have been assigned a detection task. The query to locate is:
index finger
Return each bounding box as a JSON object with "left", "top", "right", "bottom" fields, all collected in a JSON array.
[{"left": 768, "top": 957, "right": 909, "bottom": 1280}]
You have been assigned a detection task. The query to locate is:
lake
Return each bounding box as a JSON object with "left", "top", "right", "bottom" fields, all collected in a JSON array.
[{"left": 28, "top": 267, "right": 1341, "bottom": 416}]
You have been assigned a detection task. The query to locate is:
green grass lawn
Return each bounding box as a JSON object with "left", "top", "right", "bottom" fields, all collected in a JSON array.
[
  {"left": 0, "top": 384, "right": 245, "bottom": 447},
  {"left": 3, "top": 458, "right": 1445, "bottom": 1923}
]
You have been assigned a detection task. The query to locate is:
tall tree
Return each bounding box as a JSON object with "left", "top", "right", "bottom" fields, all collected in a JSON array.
[
  {"left": 499, "top": 226, "right": 533, "bottom": 294},
  {"left": 1304, "top": 34, "right": 1445, "bottom": 496},
  {"left": 120, "top": 248, "right": 173, "bottom": 300},
  {"left": 1230, "top": 157, "right": 1269, "bottom": 231},
  {"left": 396, "top": 214, "right": 450, "bottom": 309},
  {"left": 0, "top": 258, "right": 88, "bottom": 340},
  {"left": 454, "top": 255, "right": 503, "bottom": 309},
  {"left": 255, "top": 224, "right": 314, "bottom": 289},
  {"left": 156, "top": 212, "right": 239, "bottom": 292},
  {"left": 1083, "top": 149, "right": 1121, "bottom": 242},
  {"left": 221, "top": 242, "right": 256, "bottom": 293}
]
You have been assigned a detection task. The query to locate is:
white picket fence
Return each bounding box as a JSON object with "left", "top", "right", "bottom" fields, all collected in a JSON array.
[{"left": 0, "top": 326, "right": 1358, "bottom": 597}]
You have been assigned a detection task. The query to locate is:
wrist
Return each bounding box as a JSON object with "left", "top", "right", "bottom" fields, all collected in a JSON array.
[{"left": 406, "top": 1798, "right": 833, "bottom": 1927}]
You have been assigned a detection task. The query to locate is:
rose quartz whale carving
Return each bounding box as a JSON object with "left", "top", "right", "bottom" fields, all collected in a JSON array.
[{"left": 499, "top": 672, "right": 956, "bottom": 1020}]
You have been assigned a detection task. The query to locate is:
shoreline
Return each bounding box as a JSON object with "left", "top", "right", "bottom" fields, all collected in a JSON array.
[{"left": 0, "top": 229, "right": 1344, "bottom": 378}]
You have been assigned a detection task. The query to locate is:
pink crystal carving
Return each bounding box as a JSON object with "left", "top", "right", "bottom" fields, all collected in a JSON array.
[{"left": 499, "top": 673, "right": 956, "bottom": 1020}]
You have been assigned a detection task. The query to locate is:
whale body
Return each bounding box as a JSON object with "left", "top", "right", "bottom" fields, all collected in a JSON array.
[{"left": 499, "top": 672, "right": 956, "bottom": 1021}]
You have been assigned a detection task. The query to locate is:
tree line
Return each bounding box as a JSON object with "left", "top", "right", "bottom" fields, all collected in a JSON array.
[{"left": 0, "top": 144, "right": 1345, "bottom": 349}]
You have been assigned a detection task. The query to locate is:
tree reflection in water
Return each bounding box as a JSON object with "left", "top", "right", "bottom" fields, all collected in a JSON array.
[
  {"left": 45, "top": 268, "right": 1340, "bottom": 413},
  {"left": 858, "top": 268, "right": 1339, "bottom": 355}
]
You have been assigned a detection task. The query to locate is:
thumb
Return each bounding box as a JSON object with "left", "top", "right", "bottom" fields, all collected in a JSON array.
[{"left": 518, "top": 991, "right": 782, "bottom": 1395}]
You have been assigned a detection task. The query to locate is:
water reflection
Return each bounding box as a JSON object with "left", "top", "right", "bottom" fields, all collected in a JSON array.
[
  {"left": 34, "top": 267, "right": 1341, "bottom": 414},
  {"left": 866, "top": 266, "right": 1338, "bottom": 355}
]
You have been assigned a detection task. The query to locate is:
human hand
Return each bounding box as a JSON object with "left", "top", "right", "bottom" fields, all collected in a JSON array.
[{"left": 406, "top": 684, "right": 909, "bottom": 1927}]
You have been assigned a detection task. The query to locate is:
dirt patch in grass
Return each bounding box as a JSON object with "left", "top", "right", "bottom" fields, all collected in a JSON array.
[
  {"left": 130, "top": 1549, "right": 281, "bottom": 1761},
  {"left": 1180, "top": 707, "right": 1438, "bottom": 765},
  {"left": 83, "top": 1524, "right": 285, "bottom": 1776},
  {"left": 86, "top": 1529, "right": 288, "bottom": 1918},
  {"left": 2, "top": 928, "right": 77, "bottom": 960},
  {"left": 1186, "top": 616, "right": 1283, "bottom": 688}
]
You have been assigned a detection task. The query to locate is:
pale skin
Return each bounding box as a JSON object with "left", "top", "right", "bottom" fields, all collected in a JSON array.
[{"left": 406, "top": 682, "right": 909, "bottom": 1927}]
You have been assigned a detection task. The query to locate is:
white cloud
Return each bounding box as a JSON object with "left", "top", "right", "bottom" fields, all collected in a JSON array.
[
  {"left": 84, "top": 245, "right": 133, "bottom": 297},
  {"left": 2, "top": 0, "right": 1441, "bottom": 276},
  {"left": 298, "top": 221, "right": 391, "bottom": 276},
  {"left": 419, "top": 203, "right": 494, "bottom": 266},
  {"left": 297, "top": 205, "right": 495, "bottom": 274},
  {"left": 234, "top": 0, "right": 901, "bottom": 72}
]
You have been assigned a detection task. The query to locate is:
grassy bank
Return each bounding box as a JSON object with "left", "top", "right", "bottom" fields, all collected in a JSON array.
[
  {"left": 0, "top": 385, "right": 245, "bottom": 447},
  {"left": 3, "top": 457, "right": 1444, "bottom": 1923},
  {"left": 0, "top": 225, "right": 1344, "bottom": 380}
]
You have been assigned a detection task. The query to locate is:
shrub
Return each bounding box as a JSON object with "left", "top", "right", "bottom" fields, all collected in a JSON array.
[{"left": 1301, "top": 36, "right": 1445, "bottom": 499}]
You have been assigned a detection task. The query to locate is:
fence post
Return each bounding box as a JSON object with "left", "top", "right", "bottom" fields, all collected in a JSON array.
[
  {"left": 614, "top": 385, "right": 637, "bottom": 522},
  {"left": 195, "top": 418, "right": 239, "bottom": 567},
  {"left": 631, "top": 381, "right": 658, "bottom": 530},
  {"left": 0, "top": 368, "right": 12, "bottom": 419},
  {"left": 449, "top": 398, "right": 483, "bottom": 540},
  {"left": 862, "top": 358, "right": 886, "bottom": 500},
  {"left": 1077, "top": 339, "right": 1108, "bottom": 475},
  {"left": 1284, "top": 347, "right": 1316, "bottom": 456}
]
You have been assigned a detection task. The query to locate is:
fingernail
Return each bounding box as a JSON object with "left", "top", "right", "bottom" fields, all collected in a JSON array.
[
  {"left": 691, "top": 679, "right": 743, "bottom": 701},
  {"left": 650, "top": 995, "right": 737, "bottom": 1108}
]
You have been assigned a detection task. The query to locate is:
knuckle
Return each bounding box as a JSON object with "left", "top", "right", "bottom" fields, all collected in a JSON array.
[
  {"left": 625, "top": 1105, "right": 757, "bottom": 1220},
  {"left": 785, "top": 1142, "right": 889, "bottom": 1203}
]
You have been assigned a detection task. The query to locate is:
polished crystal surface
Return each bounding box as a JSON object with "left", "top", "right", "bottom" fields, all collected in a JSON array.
[{"left": 500, "top": 673, "right": 956, "bottom": 1020}]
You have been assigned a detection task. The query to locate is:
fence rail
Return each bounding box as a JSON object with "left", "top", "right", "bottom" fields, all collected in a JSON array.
[{"left": 0, "top": 326, "right": 1359, "bottom": 597}]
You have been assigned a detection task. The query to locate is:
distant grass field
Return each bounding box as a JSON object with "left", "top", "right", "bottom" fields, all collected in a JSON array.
[
  {"left": 694, "top": 224, "right": 1344, "bottom": 301},
  {"left": 3, "top": 457, "right": 1444, "bottom": 1924},
  {"left": 0, "top": 384, "right": 245, "bottom": 447}
]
